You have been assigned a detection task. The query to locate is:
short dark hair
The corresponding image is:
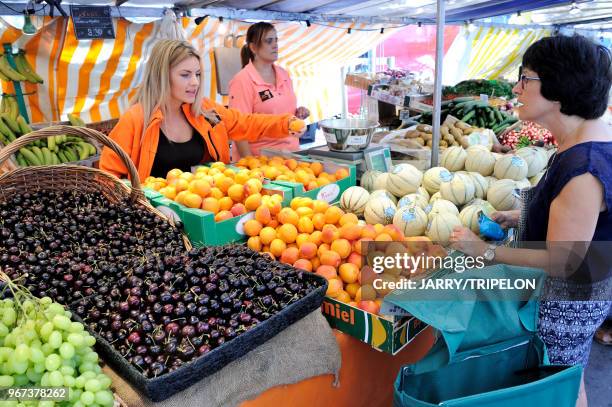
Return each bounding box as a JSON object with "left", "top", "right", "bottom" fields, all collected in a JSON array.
[
  {"left": 240, "top": 22, "right": 275, "bottom": 68},
  {"left": 522, "top": 35, "right": 612, "bottom": 119}
]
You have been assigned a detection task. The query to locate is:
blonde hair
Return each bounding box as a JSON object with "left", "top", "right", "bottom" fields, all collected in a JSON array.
[{"left": 132, "top": 39, "right": 205, "bottom": 137}]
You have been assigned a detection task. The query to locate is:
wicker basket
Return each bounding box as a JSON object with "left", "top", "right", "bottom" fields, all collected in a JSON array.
[{"left": 0, "top": 125, "right": 191, "bottom": 249}]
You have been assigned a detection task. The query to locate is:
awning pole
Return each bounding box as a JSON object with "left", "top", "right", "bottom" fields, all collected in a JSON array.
[{"left": 431, "top": 0, "right": 445, "bottom": 167}]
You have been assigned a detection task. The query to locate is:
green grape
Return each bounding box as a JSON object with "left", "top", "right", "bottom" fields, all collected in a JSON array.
[
  {"left": 39, "top": 322, "right": 54, "bottom": 340},
  {"left": 48, "top": 331, "right": 62, "bottom": 349},
  {"left": 81, "top": 372, "right": 96, "bottom": 381},
  {"left": 79, "top": 362, "right": 97, "bottom": 373},
  {"left": 23, "top": 329, "right": 37, "bottom": 342},
  {"left": 80, "top": 390, "right": 95, "bottom": 405},
  {"left": 25, "top": 367, "right": 42, "bottom": 383},
  {"left": 38, "top": 401, "right": 55, "bottom": 407},
  {"left": 11, "top": 358, "right": 28, "bottom": 375},
  {"left": 60, "top": 365, "right": 75, "bottom": 376},
  {"left": 14, "top": 344, "right": 31, "bottom": 362},
  {"left": 71, "top": 388, "right": 83, "bottom": 402},
  {"left": 29, "top": 347, "right": 45, "bottom": 364},
  {"left": 30, "top": 339, "right": 42, "bottom": 349},
  {"left": 41, "top": 343, "right": 54, "bottom": 356},
  {"left": 83, "top": 352, "right": 98, "bottom": 363},
  {"left": 33, "top": 362, "right": 46, "bottom": 373},
  {"left": 13, "top": 373, "right": 29, "bottom": 386},
  {"left": 67, "top": 333, "right": 84, "bottom": 348},
  {"left": 40, "top": 297, "right": 52, "bottom": 305},
  {"left": 59, "top": 343, "right": 75, "bottom": 360},
  {"left": 47, "top": 303, "right": 65, "bottom": 316},
  {"left": 75, "top": 375, "right": 86, "bottom": 389},
  {"left": 1, "top": 308, "right": 16, "bottom": 327},
  {"left": 40, "top": 372, "right": 50, "bottom": 386},
  {"left": 52, "top": 315, "right": 71, "bottom": 331},
  {"left": 85, "top": 378, "right": 101, "bottom": 392},
  {"left": 48, "top": 370, "right": 64, "bottom": 387},
  {"left": 0, "top": 322, "right": 9, "bottom": 337},
  {"left": 97, "top": 374, "right": 111, "bottom": 389},
  {"left": 69, "top": 322, "right": 84, "bottom": 333},
  {"left": 84, "top": 335, "right": 96, "bottom": 347},
  {"left": 72, "top": 402, "right": 85, "bottom": 407},
  {"left": 0, "top": 374, "right": 14, "bottom": 387},
  {"left": 45, "top": 354, "right": 62, "bottom": 371},
  {"left": 63, "top": 374, "right": 76, "bottom": 388},
  {"left": 94, "top": 390, "right": 114, "bottom": 407}
]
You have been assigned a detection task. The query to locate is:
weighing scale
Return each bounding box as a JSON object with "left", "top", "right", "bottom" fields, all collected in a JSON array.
[{"left": 299, "top": 144, "right": 393, "bottom": 178}]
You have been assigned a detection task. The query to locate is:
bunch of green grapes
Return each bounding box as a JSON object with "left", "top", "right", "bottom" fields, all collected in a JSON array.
[{"left": 0, "top": 282, "right": 115, "bottom": 407}]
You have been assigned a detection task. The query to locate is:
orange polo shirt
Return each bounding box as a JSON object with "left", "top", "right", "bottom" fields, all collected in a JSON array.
[{"left": 228, "top": 61, "right": 299, "bottom": 159}]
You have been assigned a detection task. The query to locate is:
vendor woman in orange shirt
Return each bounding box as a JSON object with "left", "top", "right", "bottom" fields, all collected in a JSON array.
[
  {"left": 100, "top": 39, "right": 303, "bottom": 180},
  {"left": 229, "top": 22, "right": 310, "bottom": 160}
]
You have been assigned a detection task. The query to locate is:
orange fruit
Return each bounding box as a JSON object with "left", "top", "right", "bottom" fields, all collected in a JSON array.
[
  {"left": 210, "top": 161, "right": 226, "bottom": 169},
  {"left": 347, "top": 252, "right": 362, "bottom": 268},
  {"left": 316, "top": 265, "right": 338, "bottom": 280},
  {"left": 339, "top": 213, "right": 359, "bottom": 227},
  {"left": 320, "top": 250, "right": 341, "bottom": 268},
  {"left": 345, "top": 282, "right": 360, "bottom": 299},
  {"left": 227, "top": 184, "right": 245, "bottom": 203},
  {"left": 259, "top": 227, "right": 277, "bottom": 245},
  {"left": 321, "top": 224, "right": 340, "bottom": 244},
  {"left": 209, "top": 187, "right": 224, "bottom": 200},
  {"left": 183, "top": 192, "right": 203, "bottom": 209},
  {"left": 297, "top": 217, "right": 314, "bottom": 234},
  {"left": 295, "top": 207, "right": 314, "bottom": 218},
  {"left": 339, "top": 224, "right": 362, "bottom": 241},
  {"left": 160, "top": 186, "right": 177, "bottom": 200},
  {"left": 189, "top": 179, "right": 211, "bottom": 197},
  {"left": 223, "top": 168, "right": 236, "bottom": 178},
  {"left": 339, "top": 263, "right": 359, "bottom": 284},
  {"left": 308, "top": 230, "right": 323, "bottom": 246},
  {"left": 166, "top": 168, "right": 183, "bottom": 182},
  {"left": 331, "top": 239, "right": 352, "bottom": 259},
  {"left": 311, "top": 257, "right": 321, "bottom": 270},
  {"left": 278, "top": 208, "right": 299, "bottom": 226},
  {"left": 218, "top": 197, "right": 234, "bottom": 211},
  {"left": 335, "top": 168, "right": 349, "bottom": 179},
  {"left": 375, "top": 233, "right": 393, "bottom": 242},
  {"left": 285, "top": 159, "right": 298, "bottom": 170},
  {"left": 361, "top": 225, "right": 377, "bottom": 239},
  {"left": 335, "top": 290, "right": 351, "bottom": 303},
  {"left": 244, "top": 179, "right": 263, "bottom": 195},
  {"left": 243, "top": 219, "right": 263, "bottom": 237},
  {"left": 234, "top": 170, "right": 250, "bottom": 185},
  {"left": 324, "top": 206, "right": 345, "bottom": 225},
  {"left": 373, "top": 224, "right": 385, "bottom": 234},
  {"left": 216, "top": 177, "right": 234, "bottom": 194},
  {"left": 299, "top": 242, "right": 318, "bottom": 259},
  {"left": 312, "top": 213, "right": 326, "bottom": 231},
  {"left": 247, "top": 236, "right": 262, "bottom": 252},
  {"left": 312, "top": 200, "right": 329, "bottom": 214},
  {"left": 268, "top": 220, "right": 279, "bottom": 229},
  {"left": 310, "top": 162, "right": 324, "bottom": 176},
  {"left": 295, "top": 233, "right": 310, "bottom": 248},
  {"left": 215, "top": 210, "right": 233, "bottom": 222},
  {"left": 201, "top": 197, "right": 220, "bottom": 214},
  {"left": 179, "top": 172, "right": 194, "bottom": 182},
  {"left": 244, "top": 193, "right": 262, "bottom": 211},
  {"left": 255, "top": 206, "right": 272, "bottom": 225},
  {"left": 383, "top": 224, "right": 404, "bottom": 241},
  {"left": 326, "top": 278, "right": 344, "bottom": 298},
  {"left": 280, "top": 247, "right": 299, "bottom": 265},
  {"left": 172, "top": 178, "right": 189, "bottom": 193},
  {"left": 293, "top": 259, "right": 313, "bottom": 272},
  {"left": 277, "top": 223, "right": 298, "bottom": 244},
  {"left": 317, "top": 243, "right": 330, "bottom": 258},
  {"left": 316, "top": 177, "right": 331, "bottom": 187},
  {"left": 270, "top": 239, "right": 287, "bottom": 257}
]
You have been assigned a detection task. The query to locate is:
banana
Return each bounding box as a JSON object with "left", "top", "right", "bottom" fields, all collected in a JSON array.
[
  {"left": 14, "top": 52, "right": 42, "bottom": 84},
  {"left": 57, "top": 150, "right": 68, "bottom": 163},
  {"left": 0, "top": 70, "right": 9, "bottom": 82},
  {"left": 8, "top": 98, "right": 18, "bottom": 121},
  {"left": 1, "top": 114, "right": 20, "bottom": 134},
  {"left": 64, "top": 148, "right": 77, "bottom": 162},
  {"left": 0, "top": 117, "right": 16, "bottom": 142},
  {"left": 79, "top": 141, "right": 96, "bottom": 156},
  {"left": 30, "top": 146, "right": 44, "bottom": 163},
  {"left": 66, "top": 136, "right": 84, "bottom": 143},
  {"left": 67, "top": 113, "right": 85, "bottom": 127},
  {"left": 47, "top": 135, "right": 56, "bottom": 151},
  {"left": 15, "top": 152, "right": 27, "bottom": 167},
  {"left": 50, "top": 152, "right": 60, "bottom": 165},
  {"left": 16, "top": 116, "right": 32, "bottom": 135},
  {"left": 0, "top": 97, "right": 6, "bottom": 115},
  {"left": 77, "top": 144, "right": 88, "bottom": 160},
  {"left": 41, "top": 147, "right": 52, "bottom": 165},
  {"left": 19, "top": 147, "right": 40, "bottom": 166},
  {"left": 0, "top": 55, "right": 26, "bottom": 82}
]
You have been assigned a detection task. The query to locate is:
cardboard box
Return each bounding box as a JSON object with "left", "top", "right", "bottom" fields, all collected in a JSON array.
[
  {"left": 321, "top": 297, "right": 428, "bottom": 355},
  {"left": 147, "top": 183, "right": 293, "bottom": 246}
]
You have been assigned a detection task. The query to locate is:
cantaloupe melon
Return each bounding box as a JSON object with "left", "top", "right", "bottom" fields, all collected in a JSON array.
[
  {"left": 487, "top": 179, "right": 520, "bottom": 211},
  {"left": 426, "top": 212, "right": 462, "bottom": 245},
  {"left": 515, "top": 178, "right": 532, "bottom": 190},
  {"left": 416, "top": 186, "right": 430, "bottom": 201},
  {"left": 485, "top": 176, "right": 498, "bottom": 189},
  {"left": 340, "top": 186, "right": 370, "bottom": 216},
  {"left": 398, "top": 193, "right": 429, "bottom": 210},
  {"left": 422, "top": 167, "right": 454, "bottom": 194},
  {"left": 393, "top": 205, "right": 428, "bottom": 237},
  {"left": 360, "top": 170, "right": 382, "bottom": 191},
  {"left": 465, "top": 149, "right": 496, "bottom": 176},
  {"left": 364, "top": 198, "right": 397, "bottom": 225},
  {"left": 425, "top": 198, "right": 460, "bottom": 220},
  {"left": 530, "top": 172, "right": 544, "bottom": 186},
  {"left": 370, "top": 189, "right": 398, "bottom": 205},
  {"left": 494, "top": 155, "right": 528, "bottom": 181},
  {"left": 386, "top": 163, "right": 423, "bottom": 197},
  {"left": 439, "top": 173, "right": 475, "bottom": 206},
  {"left": 440, "top": 146, "right": 467, "bottom": 172},
  {"left": 466, "top": 145, "right": 491, "bottom": 154},
  {"left": 459, "top": 204, "right": 484, "bottom": 234},
  {"left": 516, "top": 146, "right": 548, "bottom": 177},
  {"left": 429, "top": 192, "right": 442, "bottom": 203},
  {"left": 373, "top": 172, "right": 391, "bottom": 191},
  {"left": 466, "top": 198, "right": 496, "bottom": 217},
  {"left": 469, "top": 172, "right": 488, "bottom": 199}
]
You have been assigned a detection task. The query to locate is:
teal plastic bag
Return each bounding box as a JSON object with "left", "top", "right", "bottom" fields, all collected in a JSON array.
[{"left": 387, "top": 264, "right": 583, "bottom": 407}]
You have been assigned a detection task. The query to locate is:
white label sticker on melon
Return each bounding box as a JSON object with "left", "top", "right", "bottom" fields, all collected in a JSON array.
[
  {"left": 346, "top": 135, "right": 367, "bottom": 146},
  {"left": 468, "top": 132, "right": 489, "bottom": 146},
  {"left": 317, "top": 184, "right": 340, "bottom": 203},
  {"left": 511, "top": 157, "right": 524, "bottom": 167},
  {"left": 440, "top": 170, "right": 453, "bottom": 182},
  {"left": 324, "top": 132, "right": 338, "bottom": 143},
  {"left": 235, "top": 212, "right": 255, "bottom": 235}
]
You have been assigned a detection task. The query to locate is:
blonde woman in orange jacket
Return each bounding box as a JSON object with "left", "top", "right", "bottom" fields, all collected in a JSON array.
[{"left": 100, "top": 39, "right": 303, "bottom": 180}]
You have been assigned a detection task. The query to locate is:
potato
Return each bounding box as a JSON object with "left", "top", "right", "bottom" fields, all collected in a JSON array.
[
  {"left": 422, "top": 133, "right": 432, "bottom": 141},
  {"left": 417, "top": 124, "right": 432, "bottom": 133},
  {"left": 439, "top": 140, "right": 448, "bottom": 147},
  {"left": 441, "top": 126, "right": 451, "bottom": 140},
  {"left": 426, "top": 139, "right": 433, "bottom": 147},
  {"left": 404, "top": 130, "right": 420, "bottom": 139},
  {"left": 415, "top": 137, "right": 425, "bottom": 146},
  {"left": 450, "top": 128, "right": 463, "bottom": 140},
  {"left": 462, "top": 127, "right": 476, "bottom": 135},
  {"left": 455, "top": 121, "right": 470, "bottom": 130},
  {"left": 460, "top": 136, "right": 470, "bottom": 148}
]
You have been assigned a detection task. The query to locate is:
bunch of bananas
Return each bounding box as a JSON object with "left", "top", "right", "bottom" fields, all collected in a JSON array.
[
  {"left": 0, "top": 107, "right": 29, "bottom": 145},
  {"left": 15, "top": 136, "right": 97, "bottom": 166},
  {"left": 0, "top": 51, "right": 43, "bottom": 84},
  {"left": 0, "top": 95, "right": 19, "bottom": 122}
]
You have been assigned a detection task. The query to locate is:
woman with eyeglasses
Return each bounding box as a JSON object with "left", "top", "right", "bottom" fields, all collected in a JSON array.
[
  {"left": 228, "top": 22, "right": 310, "bottom": 160},
  {"left": 450, "top": 35, "right": 612, "bottom": 406}
]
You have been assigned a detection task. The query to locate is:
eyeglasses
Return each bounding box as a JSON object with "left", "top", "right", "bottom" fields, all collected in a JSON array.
[{"left": 517, "top": 66, "right": 540, "bottom": 90}]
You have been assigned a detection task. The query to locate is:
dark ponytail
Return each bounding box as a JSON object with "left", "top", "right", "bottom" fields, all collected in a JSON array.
[{"left": 240, "top": 22, "right": 275, "bottom": 68}]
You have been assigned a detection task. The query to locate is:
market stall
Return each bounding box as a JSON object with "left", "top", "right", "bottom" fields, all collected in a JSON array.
[{"left": 0, "top": 0, "right": 609, "bottom": 406}]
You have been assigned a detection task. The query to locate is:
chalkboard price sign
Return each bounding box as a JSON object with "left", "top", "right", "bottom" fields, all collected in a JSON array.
[{"left": 70, "top": 5, "right": 115, "bottom": 40}]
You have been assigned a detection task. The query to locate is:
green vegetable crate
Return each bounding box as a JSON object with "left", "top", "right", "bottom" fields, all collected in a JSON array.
[
  {"left": 143, "top": 183, "right": 293, "bottom": 246},
  {"left": 321, "top": 297, "right": 428, "bottom": 354}
]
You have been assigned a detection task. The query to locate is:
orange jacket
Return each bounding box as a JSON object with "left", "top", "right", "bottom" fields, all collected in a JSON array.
[{"left": 99, "top": 99, "right": 292, "bottom": 180}]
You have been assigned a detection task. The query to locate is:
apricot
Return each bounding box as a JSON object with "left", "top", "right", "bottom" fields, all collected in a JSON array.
[
  {"left": 280, "top": 247, "right": 299, "bottom": 265},
  {"left": 299, "top": 242, "right": 318, "bottom": 260},
  {"left": 277, "top": 223, "right": 298, "bottom": 243},
  {"left": 293, "top": 259, "right": 313, "bottom": 272},
  {"left": 331, "top": 239, "right": 352, "bottom": 259},
  {"left": 243, "top": 219, "right": 263, "bottom": 237}
]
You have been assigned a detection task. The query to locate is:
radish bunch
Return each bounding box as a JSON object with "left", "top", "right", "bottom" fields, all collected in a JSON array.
[{"left": 499, "top": 121, "right": 556, "bottom": 149}]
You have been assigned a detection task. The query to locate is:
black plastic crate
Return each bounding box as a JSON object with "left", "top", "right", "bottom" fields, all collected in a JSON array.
[{"left": 70, "top": 269, "right": 327, "bottom": 402}]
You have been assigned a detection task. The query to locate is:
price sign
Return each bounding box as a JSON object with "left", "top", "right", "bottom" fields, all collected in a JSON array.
[{"left": 71, "top": 6, "right": 115, "bottom": 40}]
